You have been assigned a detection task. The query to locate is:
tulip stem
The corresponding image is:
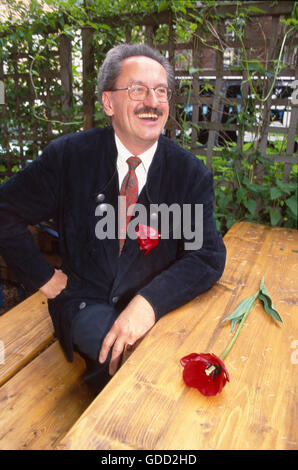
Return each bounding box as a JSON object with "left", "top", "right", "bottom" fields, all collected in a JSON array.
[{"left": 219, "top": 291, "right": 259, "bottom": 362}]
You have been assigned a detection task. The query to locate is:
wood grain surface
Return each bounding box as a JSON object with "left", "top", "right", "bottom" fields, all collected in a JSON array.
[
  {"left": 0, "top": 291, "right": 54, "bottom": 387},
  {"left": 0, "top": 342, "right": 95, "bottom": 450},
  {"left": 57, "top": 222, "right": 298, "bottom": 450}
]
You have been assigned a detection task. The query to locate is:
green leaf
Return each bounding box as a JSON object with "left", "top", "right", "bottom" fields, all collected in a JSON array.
[
  {"left": 226, "top": 216, "right": 237, "bottom": 229},
  {"left": 236, "top": 187, "right": 247, "bottom": 203},
  {"left": 243, "top": 199, "right": 257, "bottom": 215},
  {"left": 270, "top": 187, "right": 283, "bottom": 200},
  {"left": 247, "top": 61, "right": 265, "bottom": 74},
  {"left": 246, "top": 183, "right": 267, "bottom": 194},
  {"left": 276, "top": 179, "right": 297, "bottom": 195},
  {"left": 191, "top": 122, "right": 202, "bottom": 133},
  {"left": 269, "top": 207, "right": 281, "bottom": 226},
  {"left": 263, "top": 69, "right": 275, "bottom": 79},
  {"left": 285, "top": 195, "right": 298, "bottom": 217},
  {"left": 222, "top": 295, "right": 256, "bottom": 324},
  {"left": 231, "top": 317, "right": 241, "bottom": 331},
  {"left": 158, "top": 0, "right": 169, "bottom": 13},
  {"left": 259, "top": 276, "right": 269, "bottom": 296},
  {"left": 99, "top": 23, "right": 111, "bottom": 31},
  {"left": 246, "top": 6, "right": 265, "bottom": 14},
  {"left": 259, "top": 294, "right": 283, "bottom": 323},
  {"left": 259, "top": 277, "right": 283, "bottom": 323}
]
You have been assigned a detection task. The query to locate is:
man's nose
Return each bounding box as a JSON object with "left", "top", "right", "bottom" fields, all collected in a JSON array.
[{"left": 143, "top": 88, "right": 159, "bottom": 107}]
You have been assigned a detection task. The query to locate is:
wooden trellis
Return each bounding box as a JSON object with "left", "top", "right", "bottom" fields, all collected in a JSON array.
[{"left": 0, "top": 1, "right": 297, "bottom": 183}]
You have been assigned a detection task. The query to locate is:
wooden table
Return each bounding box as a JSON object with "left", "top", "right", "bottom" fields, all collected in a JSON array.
[{"left": 58, "top": 222, "right": 298, "bottom": 450}]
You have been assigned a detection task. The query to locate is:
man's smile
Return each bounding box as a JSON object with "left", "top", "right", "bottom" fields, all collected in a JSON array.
[
  {"left": 138, "top": 113, "right": 159, "bottom": 120},
  {"left": 135, "top": 107, "right": 163, "bottom": 121}
]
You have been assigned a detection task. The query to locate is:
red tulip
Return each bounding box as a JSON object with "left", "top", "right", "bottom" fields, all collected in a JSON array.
[
  {"left": 180, "top": 352, "right": 229, "bottom": 396},
  {"left": 136, "top": 224, "right": 160, "bottom": 255},
  {"left": 180, "top": 279, "right": 283, "bottom": 397}
]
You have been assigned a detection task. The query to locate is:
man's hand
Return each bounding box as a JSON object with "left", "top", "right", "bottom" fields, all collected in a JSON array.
[
  {"left": 39, "top": 269, "right": 68, "bottom": 299},
  {"left": 98, "top": 294, "right": 156, "bottom": 376}
]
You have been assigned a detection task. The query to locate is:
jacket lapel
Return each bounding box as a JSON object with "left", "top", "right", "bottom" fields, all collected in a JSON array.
[{"left": 91, "top": 129, "right": 119, "bottom": 277}]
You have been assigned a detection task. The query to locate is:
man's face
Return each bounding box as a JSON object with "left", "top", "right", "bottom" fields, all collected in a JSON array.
[{"left": 102, "top": 56, "right": 170, "bottom": 154}]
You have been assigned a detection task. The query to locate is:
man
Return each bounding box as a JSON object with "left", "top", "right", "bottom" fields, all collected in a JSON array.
[{"left": 0, "top": 43, "right": 226, "bottom": 392}]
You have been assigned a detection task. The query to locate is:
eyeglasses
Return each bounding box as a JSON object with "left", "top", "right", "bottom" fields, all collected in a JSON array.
[{"left": 111, "top": 84, "right": 172, "bottom": 102}]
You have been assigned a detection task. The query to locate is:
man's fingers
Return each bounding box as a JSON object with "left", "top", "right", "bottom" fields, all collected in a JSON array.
[
  {"left": 98, "top": 295, "right": 155, "bottom": 375},
  {"left": 98, "top": 332, "right": 126, "bottom": 375},
  {"left": 99, "top": 327, "right": 133, "bottom": 375},
  {"left": 98, "top": 330, "right": 117, "bottom": 364},
  {"left": 108, "top": 338, "right": 126, "bottom": 375}
]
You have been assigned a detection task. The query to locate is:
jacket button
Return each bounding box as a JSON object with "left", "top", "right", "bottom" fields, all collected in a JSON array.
[
  {"left": 79, "top": 301, "right": 86, "bottom": 310},
  {"left": 96, "top": 193, "right": 105, "bottom": 202},
  {"left": 111, "top": 296, "right": 119, "bottom": 304}
]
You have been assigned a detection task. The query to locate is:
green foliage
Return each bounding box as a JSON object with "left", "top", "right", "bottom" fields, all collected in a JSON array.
[
  {"left": 211, "top": 146, "right": 297, "bottom": 233},
  {"left": 173, "top": 1, "right": 297, "bottom": 234}
]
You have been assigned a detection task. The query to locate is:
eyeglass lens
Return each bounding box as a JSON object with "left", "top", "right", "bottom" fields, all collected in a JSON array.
[{"left": 129, "top": 85, "right": 171, "bottom": 102}]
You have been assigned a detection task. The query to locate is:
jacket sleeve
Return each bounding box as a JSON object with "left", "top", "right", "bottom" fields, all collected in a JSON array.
[
  {"left": 137, "top": 169, "right": 226, "bottom": 320},
  {"left": 0, "top": 143, "right": 61, "bottom": 292}
]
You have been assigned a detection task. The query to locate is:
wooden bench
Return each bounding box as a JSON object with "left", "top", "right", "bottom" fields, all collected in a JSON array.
[
  {"left": 57, "top": 222, "right": 298, "bottom": 450},
  {"left": 0, "top": 291, "right": 95, "bottom": 450}
]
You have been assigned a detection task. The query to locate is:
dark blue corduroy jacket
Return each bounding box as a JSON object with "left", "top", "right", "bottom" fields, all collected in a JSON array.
[{"left": 0, "top": 126, "right": 226, "bottom": 361}]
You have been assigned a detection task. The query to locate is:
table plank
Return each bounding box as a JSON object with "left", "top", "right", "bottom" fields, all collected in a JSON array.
[
  {"left": 0, "top": 291, "right": 54, "bottom": 387},
  {"left": 58, "top": 222, "right": 298, "bottom": 450}
]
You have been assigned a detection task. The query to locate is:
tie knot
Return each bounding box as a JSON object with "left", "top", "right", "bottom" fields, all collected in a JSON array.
[{"left": 126, "top": 156, "right": 141, "bottom": 171}]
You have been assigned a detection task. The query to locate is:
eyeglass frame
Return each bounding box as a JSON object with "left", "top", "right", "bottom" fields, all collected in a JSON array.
[{"left": 110, "top": 84, "right": 172, "bottom": 102}]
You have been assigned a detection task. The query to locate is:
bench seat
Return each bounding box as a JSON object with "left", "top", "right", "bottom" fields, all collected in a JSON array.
[
  {"left": 0, "top": 291, "right": 95, "bottom": 450},
  {"left": 0, "top": 291, "right": 53, "bottom": 387},
  {"left": 0, "top": 341, "right": 94, "bottom": 450}
]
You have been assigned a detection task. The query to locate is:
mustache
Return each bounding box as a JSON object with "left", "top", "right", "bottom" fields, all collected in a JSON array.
[{"left": 134, "top": 106, "right": 163, "bottom": 116}]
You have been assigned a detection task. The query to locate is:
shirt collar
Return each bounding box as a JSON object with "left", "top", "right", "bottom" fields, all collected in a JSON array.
[{"left": 115, "top": 133, "right": 158, "bottom": 174}]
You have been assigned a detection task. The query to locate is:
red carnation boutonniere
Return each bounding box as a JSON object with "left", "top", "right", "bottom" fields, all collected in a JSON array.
[
  {"left": 180, "top": 277, "right": 283, "bottom": 396},
  {"left": 136, "top": 224, "right": 160, "bottom": 255}
]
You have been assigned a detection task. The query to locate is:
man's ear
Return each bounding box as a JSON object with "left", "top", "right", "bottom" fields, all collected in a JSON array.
[{"left": 102, "top": 91, "right": 114, "bottom": 117}]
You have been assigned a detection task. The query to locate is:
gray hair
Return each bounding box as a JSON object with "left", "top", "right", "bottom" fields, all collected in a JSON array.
[{"left": 97, "top": 43, "right": 175, "bottom": 100}]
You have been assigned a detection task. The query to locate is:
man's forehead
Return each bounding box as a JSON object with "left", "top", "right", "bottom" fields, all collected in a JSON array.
[
  {"left": 121, "top": 55, "right": 162, "bottom": 67},
  {"left": 119, "top": 55, "right": 167, "bottom": 77}
]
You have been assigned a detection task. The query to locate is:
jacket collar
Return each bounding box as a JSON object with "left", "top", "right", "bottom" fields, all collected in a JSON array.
[{"left": 93, "top": 127, "right": 166, "bottom": 204}]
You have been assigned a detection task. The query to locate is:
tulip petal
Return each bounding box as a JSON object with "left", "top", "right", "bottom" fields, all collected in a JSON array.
[{"left": 180, "top": 352, "right": 229, "bottom": 396}]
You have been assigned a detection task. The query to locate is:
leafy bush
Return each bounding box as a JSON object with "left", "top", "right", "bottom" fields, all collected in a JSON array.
[{"left": 211, "top": 147, "right": 297, "bottom": 233}]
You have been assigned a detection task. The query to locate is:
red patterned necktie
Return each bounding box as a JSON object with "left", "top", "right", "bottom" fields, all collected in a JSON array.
[{"left": 119, "top": 156, "right": 142, "bottom": 254}]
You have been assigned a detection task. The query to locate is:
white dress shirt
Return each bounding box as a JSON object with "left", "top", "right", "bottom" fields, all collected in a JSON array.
[{"left": 115, "top": 134, "right": 158, "bottom": 195}]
